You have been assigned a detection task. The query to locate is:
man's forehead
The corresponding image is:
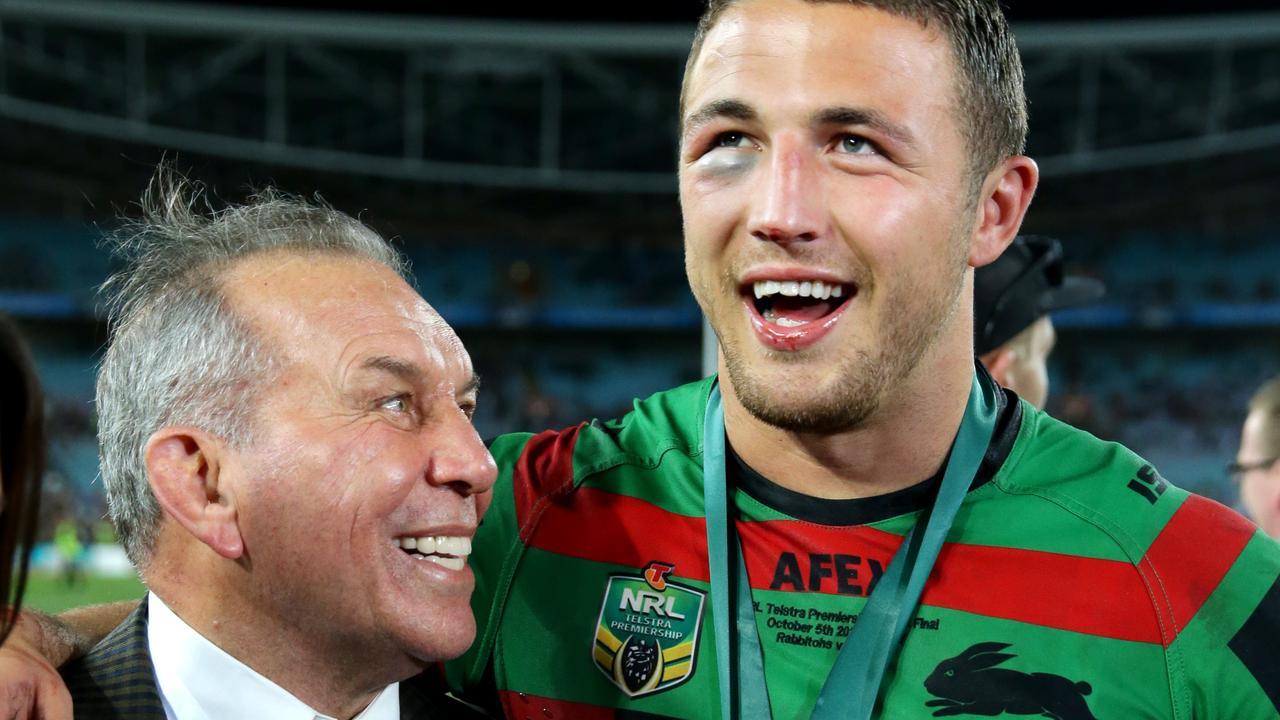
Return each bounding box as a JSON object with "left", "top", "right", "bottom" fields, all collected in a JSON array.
[
  {"left": 224, "top": 251, "right": 407, "bottom": 318},
  {"left": 221, "top": 250, "right": 461, "bottom": 362},
  {"left": 685, "top": 1, "right": 953, "bottom": 122}
]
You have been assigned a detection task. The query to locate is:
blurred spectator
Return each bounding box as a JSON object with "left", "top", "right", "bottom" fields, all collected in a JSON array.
[
  {"left": 974, "top": 235, "right": 1105, "bottom": 409},
  {"left": 0, "top": 313, "right": 44, "bottom": 645},
  {"left": 1233, "top": 376, "right": 1280, "bottom": 537}
]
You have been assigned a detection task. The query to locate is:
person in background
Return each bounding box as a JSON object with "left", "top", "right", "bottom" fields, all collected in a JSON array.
[
  {"left": 0, "top": 312, "right": 44, "bottom": 645},
  {"left": 973, "top": 235, "right": 1104, "bottom": 409},
  {"left": 1234, "top": 376, "right": 1280, "bottom": 537},
  {"left": 0, "top": 314, "right": 60, "bottom": 716}
]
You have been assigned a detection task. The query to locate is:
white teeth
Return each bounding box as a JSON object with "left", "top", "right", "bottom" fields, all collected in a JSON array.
[
  {"left": 752, "top": 279, "right": 847, "bottom": 301},
  {"left": 436, "top": 536, "right": 472, "bottom": 556},
  {"left": 397, "top": 535, "right": 471, "bottom": 563},
  {"left": 427, "top": 556, "right": 466, "bottom": 571}
]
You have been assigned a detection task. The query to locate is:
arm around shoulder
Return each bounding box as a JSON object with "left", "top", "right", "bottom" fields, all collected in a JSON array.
[{"left": 0, "top": 599, "right": 138, "bottom": 720}]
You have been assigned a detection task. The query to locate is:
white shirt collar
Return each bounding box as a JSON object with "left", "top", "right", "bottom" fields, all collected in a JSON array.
[{"left": 146, "top": 593, "right": 400, "bottom": 720}]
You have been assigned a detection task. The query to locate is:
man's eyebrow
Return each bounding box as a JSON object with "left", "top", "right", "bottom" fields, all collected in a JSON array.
[
  {"left": 360, "top": 355, "right": 422, "bottom": 384},
  {"left": 359, "top": 356, "right": 481, "bottom": 397},
  {"left": 682, "top": 98, "right": 759, "bottom": 136},
  {"left": 461, "top": 374, "right": 481, "bottom": 397},
  {"left": 812, "top": 106, "right": 917, "bottom": 149}
]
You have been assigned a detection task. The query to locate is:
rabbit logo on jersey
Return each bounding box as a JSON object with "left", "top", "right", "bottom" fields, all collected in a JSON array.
[
  {"left": 593, "top": 561, "right": 705, "bottom": 698},
  {"left": 924, "top": 642, "right": 1097, "bottom": 719}
]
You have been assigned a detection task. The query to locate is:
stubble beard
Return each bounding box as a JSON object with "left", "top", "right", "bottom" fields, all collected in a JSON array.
[{"left": 719, "top": 231, "right": 970, "bottom": 435}]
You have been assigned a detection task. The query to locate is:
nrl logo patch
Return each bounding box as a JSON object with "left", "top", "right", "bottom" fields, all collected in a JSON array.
[{"left": 592, "top": 561, "right": 706, "bottom": 698}]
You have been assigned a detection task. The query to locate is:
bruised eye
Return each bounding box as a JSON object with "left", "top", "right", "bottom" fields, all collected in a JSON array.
[{"left": 713, "top": 131, "right": 753, "bottom": 149}]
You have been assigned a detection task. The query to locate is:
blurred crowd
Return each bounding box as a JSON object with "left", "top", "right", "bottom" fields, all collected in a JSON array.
[{"left": 4, "top": 214, "right": 1278, "bottom": 539}]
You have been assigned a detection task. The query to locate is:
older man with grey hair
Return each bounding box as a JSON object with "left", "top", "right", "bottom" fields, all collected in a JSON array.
[{"left": 50, "top": 171, "right": 496, "bottom": 720}]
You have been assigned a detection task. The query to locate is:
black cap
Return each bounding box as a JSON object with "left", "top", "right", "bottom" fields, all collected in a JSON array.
[{"left": 974, "top": 235, "right": 1105, "bottom": 355}]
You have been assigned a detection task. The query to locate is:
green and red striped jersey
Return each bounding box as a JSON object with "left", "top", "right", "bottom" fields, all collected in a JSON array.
[{"left": 445, "top": 377, "right": 1280, "bottom": 719}]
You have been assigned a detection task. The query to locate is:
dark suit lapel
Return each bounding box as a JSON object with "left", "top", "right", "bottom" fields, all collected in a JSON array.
[
  {"left": 399, "top": 670, "right": 493, "bottom": 719},
  {"left": 60, "top": 598, "right": 489, "bottom": 720},
  {"left": 399, "top": 678, "right": 434, "bottom": 719},
  {"left": 61, "top": 596, "right": 165, "bottom": 720}
]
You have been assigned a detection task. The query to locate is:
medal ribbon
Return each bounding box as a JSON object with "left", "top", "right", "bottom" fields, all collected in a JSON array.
[{"left": 703, "top": 370, "right": 999, "bottom": 719}]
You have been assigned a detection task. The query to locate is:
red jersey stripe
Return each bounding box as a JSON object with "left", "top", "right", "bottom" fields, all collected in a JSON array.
[
  {"left": 528, "top": 487, "right": 1167, "bottom": 644},
  {"left": 529, "top": 484, "right": 713, "bottom": 580},
  {"left": 1136, "top": 494, "right": 1257, "bottom": 643}
]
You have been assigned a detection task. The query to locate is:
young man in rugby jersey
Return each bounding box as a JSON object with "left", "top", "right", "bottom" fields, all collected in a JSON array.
[
  {"left": 443, "top": 1, "right": 1280, "bottom": 717},
  {"left": 4, "top": 0, "right": 1280, "bottom": 718}
]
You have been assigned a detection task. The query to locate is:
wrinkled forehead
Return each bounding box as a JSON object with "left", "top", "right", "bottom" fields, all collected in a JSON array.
[{"left": 221, "top": 250, "right": 470, "bottom": 376}]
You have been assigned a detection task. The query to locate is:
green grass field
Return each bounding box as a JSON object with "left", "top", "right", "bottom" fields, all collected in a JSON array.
[{"left": 21, "top": 571, "right": 146, "bottom": 614}]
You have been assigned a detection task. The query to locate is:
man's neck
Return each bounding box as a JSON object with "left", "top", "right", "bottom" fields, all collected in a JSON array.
[
  {"left": 721, "top": 347, "right": 973, "bottom": 501},
  {"left": 146, "top": 566, "right": 400, "bottom": 720}
]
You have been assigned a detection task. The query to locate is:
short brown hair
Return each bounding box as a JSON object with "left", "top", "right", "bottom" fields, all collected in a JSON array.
[
  {"left": 681, "top": 0, "right": 1028, "bottom": 180},
  {"left": 1248, "top": 376, "right": 1280, "bottom": 458}
]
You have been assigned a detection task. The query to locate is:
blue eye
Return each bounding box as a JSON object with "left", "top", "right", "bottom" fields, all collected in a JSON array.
[
  {"left": 838, "top": 135, "right": 876, "bottom": 155},
  {"left": 380, "top": 395, "right": 410, "bottom": 413}
]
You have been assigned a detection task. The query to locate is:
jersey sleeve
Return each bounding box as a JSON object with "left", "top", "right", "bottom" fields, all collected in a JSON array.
[{"left": 1170, "top": 516, "right": 1280, "bottom": 719}]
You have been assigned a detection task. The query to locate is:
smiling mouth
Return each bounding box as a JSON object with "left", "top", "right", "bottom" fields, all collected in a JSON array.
[
  {"left": 395, "top": 535, "right": 471, "bottom": 571},
  {"left": 744, "top": 279, "right": 856, "bottom": 327}
]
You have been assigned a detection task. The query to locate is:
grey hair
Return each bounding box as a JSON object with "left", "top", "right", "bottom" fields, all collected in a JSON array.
[{"left": 96, "top": 168, "right": 408, "bottom": 569}]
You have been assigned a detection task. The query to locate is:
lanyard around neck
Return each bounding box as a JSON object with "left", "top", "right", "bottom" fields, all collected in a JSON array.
[{"left": 703, "top": 371, "right": 999, "bottom": 720}]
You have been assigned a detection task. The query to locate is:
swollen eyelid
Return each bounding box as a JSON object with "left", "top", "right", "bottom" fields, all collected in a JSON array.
[{"left": 699, "top": 152, "right": 756, "bottom": 175}]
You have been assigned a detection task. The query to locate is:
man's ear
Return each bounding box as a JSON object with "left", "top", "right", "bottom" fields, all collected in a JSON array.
[
  {"left": 979, "top": 347, "right": 1014, "bottom": 388},
  {"left": 145, "top": 427, "right": 244, "bottom": 560},
  {"left": 969, "top": 155, "right": 1039, "bottom": 268}
]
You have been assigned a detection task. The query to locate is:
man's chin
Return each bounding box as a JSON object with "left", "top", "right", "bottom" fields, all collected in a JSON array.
[
  {"left": 740, "top": 391, "right": 878, "bottom": 434},
  {"left": 396, "top": 613, "right": 477, "bottom": 665},
  {"left": 725, "top": 356, "right": 882, "bottom": 434}
]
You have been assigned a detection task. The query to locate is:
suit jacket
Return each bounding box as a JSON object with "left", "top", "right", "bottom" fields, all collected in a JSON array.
[{"left": 60, "top": 599, "right": 490, "bottom": 720}]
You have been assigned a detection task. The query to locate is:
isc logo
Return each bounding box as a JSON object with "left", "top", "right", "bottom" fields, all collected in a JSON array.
[{"left": 619, "top": 588, "right": 686, "bottom": 620}]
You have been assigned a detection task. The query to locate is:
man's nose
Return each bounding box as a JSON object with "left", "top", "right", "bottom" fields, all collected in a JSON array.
[
  {"left": 426, "top": 414, "right": 498, "bottom": 496},
  {"left": 747, "top": 136, "right": 826, "bottom": 246}
]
